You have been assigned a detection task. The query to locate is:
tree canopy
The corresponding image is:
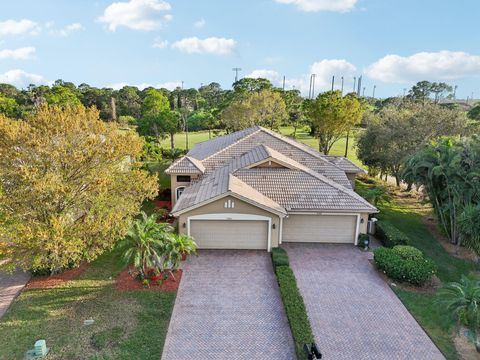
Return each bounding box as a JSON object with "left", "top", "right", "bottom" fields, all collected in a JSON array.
[{"left": 0, "top": 105, "right": 158, "bottom": 273}]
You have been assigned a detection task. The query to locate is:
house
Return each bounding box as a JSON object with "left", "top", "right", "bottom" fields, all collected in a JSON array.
[{"left": 165, "top": 126, "right": 377, "bottom": 251}]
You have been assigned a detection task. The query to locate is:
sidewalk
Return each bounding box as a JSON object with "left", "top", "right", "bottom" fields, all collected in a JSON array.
[{"left": 0, "top": 267, "right": 30, "bottom": 319}]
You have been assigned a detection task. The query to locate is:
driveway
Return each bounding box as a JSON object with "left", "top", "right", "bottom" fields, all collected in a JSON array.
[
  {"left": 162, "top": 250, "right": 295, "bottom": 360},
  {"left": 284, "top": 243, "right": 445, "bottom": 360},
  {"left": 0, "top": 267, "right": 30, "bottom": 319}
]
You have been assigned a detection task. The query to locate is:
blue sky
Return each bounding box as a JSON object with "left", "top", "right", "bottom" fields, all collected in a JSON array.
[{"left": 0, "top": 0, "right": 479, "bottom": 98}]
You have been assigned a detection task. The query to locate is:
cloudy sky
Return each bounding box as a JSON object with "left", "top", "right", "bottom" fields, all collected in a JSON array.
[{"left": 0, "top": 0, "right": 479, "bottom": 98}]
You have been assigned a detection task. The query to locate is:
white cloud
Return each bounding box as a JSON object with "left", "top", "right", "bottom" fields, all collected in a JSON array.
[
  {"left": 171, "top": 37, "right": 236, "bottom": 55},
  {"left": 152, "top": 38, "right": 169, "bottom": 48},
  {"left": 283, "top": 59, "right": 357, "bottom": 95},
  {"left": 50, "top": 23, "right": 84, "bottom": 37},
  {"left": 0, "top": 69, "right": 48, "bottom": 88},
  {"left": 0, "top": 19, "right": 40, "bottom": 36},
  {"left": 0, "top": 47, "right": 36, "bottom": 60},
  {"left": 365, "top": 51, "right": 480, "bottom": 83},
  {"left": 98, "top": 0, "right": 172, "bottom": 31},
  {"left": 246, "top": 69, "right": 281, "bottom": 82},
  {"left": 108, "top": 80, "right": 181, "bottom": 90},
  {"left": 274, "top": 0, "right": 357, "bottom": 12},
  {"left": 194, "top": 18, "right": 206, "bottom": 28}
]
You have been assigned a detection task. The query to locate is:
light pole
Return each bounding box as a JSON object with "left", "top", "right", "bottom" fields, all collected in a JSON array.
[
  {"left": 341, "top": 76, "right": 344, "bottom": 95},
  {"left": 232, "top": 67, "right": 242, "bottom": 83},
  {"left": 372, "top": 85, "right": 376, "bottom": 99}
]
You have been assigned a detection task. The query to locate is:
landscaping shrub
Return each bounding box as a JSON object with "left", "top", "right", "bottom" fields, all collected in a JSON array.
[
  {"left": 271, "top": 247, "right": 289, "bottom": 269},
  {"left": 276, "top": 266, "right": 315, "bottom": 359},
  {"left": 376, "top": 221, "right": 409, "bottom": 247},
  {"left": 357, "top": 233, "right": 370, "bottom": 248},
  {"left": 374, "top": 245, "right": 436, "bottom": 285}
]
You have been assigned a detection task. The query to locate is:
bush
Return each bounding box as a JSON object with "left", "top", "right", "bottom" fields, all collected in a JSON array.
[
  {"left": 376, "top": 221, "right": 409, "bottom": 247},
  {"left": 374, "top": 245, "right": 436, "bottom": 285},
  {"left": 357, "top": 233, "right": 370, "bottom": 248},
  {"left": 276, "top": 266, "right": 315, "bottom": 358},
  {"left": 271, "top": 247, "right": 289, "bottom": 269}
]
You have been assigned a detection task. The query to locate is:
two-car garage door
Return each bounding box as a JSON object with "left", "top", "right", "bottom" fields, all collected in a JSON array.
[
  {"left": 282, "top": 214, "right": 357, "bottom": 243},
  {"left": 190, "top": 220, "right": 268, "bottom": 250}
]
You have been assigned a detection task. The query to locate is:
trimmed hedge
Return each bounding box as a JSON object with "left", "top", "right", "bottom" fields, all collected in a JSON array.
[
  {"left": 376, "top": 221, "right": 409, "bottom": 247},
  {"left": 276, "top": 266, "right": 315, "bottom": 359},
  {"left": 272, "top": 247, "right": 289, "bottom": 269},
  {"left": 374, "top": 245, "right": 436, "bottom": 285}
]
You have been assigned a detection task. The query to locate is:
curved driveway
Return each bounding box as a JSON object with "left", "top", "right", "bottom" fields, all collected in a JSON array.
[
  {"left": 162, "top": 250, "right": 295, "bottom": 360},
  {"left": 284, "top": 243, "right": 445, "bottom": 360}
]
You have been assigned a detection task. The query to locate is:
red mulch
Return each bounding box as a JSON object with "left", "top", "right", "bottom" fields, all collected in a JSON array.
[
  {"left": 115, "top": 267, "right": 182, "bottom": 292},
  {"left": 154, "top": 200, "right": 172, "bottom": 210},
  {"left": 25, "top": 262, "right": 88, "bottom": 289}
]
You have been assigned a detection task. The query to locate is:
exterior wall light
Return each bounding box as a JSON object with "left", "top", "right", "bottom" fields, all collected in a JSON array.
[
  {"left": 182, "top": 222, "right": 186, "bottom": 228},
  {"left": 360, "top": 218, "right": 364, "bottom": 224},
  {"left": 272, "top": 223, "right": 276, "bottom": 229}
]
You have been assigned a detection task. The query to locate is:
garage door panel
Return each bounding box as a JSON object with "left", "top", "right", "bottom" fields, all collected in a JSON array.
[
  {"left": 283, "top": 215, "right": 356, "bottom": 243},
  {"left": 190, "top": 220, "right": 268, "bottom": 250}
]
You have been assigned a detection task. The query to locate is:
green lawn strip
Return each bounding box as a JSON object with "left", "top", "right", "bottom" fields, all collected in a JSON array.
[
  {"left": 0, "top": 247, "right": 176, "bottom": 360},
  {"left": 144, "top": 159, "right": 172, "bottom": 190},
  {"left": 272, "top": 248, "right": 314, "bottom": 359},
  {"left": 356, "top": 179, "right": 479, "bottom": 359}
]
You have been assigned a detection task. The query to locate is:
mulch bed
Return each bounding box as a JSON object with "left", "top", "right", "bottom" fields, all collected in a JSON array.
[
  {"left": 115, "top": 267, "right": 182, "bottom": 292},
  {"left": 25, "top": 262, "right": 88, "bottom": 289}
]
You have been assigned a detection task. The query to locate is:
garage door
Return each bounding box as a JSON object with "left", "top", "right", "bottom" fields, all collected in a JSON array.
[
  {"left": 283, "top": 215, "right": 357, "bottom": 243},
  {"left": 190, "top": 220, "right": 268, "bottom": 250}
]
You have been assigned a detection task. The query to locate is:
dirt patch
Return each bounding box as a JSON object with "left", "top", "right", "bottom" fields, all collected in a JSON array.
[
  {"left": 368, "top": 259, "right": 440, "bottom": 294},
  {"left": 25, "top": 262, "right": 88, "bottom": 289},
  {"left": 115, "top": 267, "right": 182, "bottom": 292},
  {"left": 421, "top": 216, "right": 478, "bottom": 262},
  {"left": 454, "top": 327, "right": 479, "bottom": 360}
]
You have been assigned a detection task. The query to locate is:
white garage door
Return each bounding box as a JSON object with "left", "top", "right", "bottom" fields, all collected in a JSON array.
[
  {"left": 283, "top": 215, "right": 357, "bottom": 243},
  {"left": 190, "top": 220, "right": 268, "bottom": 250}
]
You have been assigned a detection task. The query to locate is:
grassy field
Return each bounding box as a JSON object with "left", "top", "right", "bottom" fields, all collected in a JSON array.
[
  {"left": 356, "top": 180, "right": 479, "bottom": 359},
  {"left": 0, "top": 248, "right": 176, "bottom": 360},
  {"left": 160, "top": 126, "right": 363, "bottom": 167}
]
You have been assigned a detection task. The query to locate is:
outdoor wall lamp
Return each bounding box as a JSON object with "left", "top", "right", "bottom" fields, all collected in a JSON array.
[
  {"left": 272, "top": 223, "right": 276, "bottom": 229},
  {"left": 360, "top": 218, "right": 364, "bottom": 224},
  {"left": 182, "top": 222, "right": 186, "bottom": 228}
]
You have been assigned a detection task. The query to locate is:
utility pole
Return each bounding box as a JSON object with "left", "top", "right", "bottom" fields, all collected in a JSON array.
[
  {"left": 362, "top": 87, "right": 366, "bottom": 97},
  {"left": 357, "top": 76, "right": 362, "bottom": 96},
  {"left": 372, "top": 85, "right": 376, "bottom": 99},
  {"left": 341, "top": 76, "right": 344, "bottom": 95},
  {"left": 232, "top": 67, "right": 242, "bottom": 83},
  {"left": 181, "top": 80, "right": 184, "bottom": 89},
  {"left": 331, "top": 75, "right": 335, "bottom": 91},
  {"left": 403, "top": 88, "right": 407, "bottom": 97},
  {"left": 282, "top": 76, "right": 286, "bottom": 91},
  {"left": 353, "top": 76, "right": 356, "bottom": 92},
  {"left": 110, "top": 97, "right": 117, "bottom": 122},
  {"left": 453, "top": 85, "right": 458, "bottom": 99},
  {"left": 311, "top": 74, "right": 316, "bottom": 99}
]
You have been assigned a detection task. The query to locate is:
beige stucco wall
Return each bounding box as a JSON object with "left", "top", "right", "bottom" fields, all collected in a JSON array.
[
  {"left": 359, "top": 213, "right": 369, "bottom": 234},
  {"left": 178, "top": 195, "right": 281, "bottom": 248},
  {"left": 170, "top": 174, "right": 199, "bottom": 206}
]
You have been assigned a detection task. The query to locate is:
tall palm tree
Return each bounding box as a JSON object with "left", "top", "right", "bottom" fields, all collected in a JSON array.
[
  {"left": 437, "top": 275, "right": 480, "bottom": 348},
  {"left": 118, "top": 212, "right": 174, "bottom": 277}
]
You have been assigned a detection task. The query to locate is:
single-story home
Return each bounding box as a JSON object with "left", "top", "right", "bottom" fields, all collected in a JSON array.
[{"left": 165, "top": 126, "right": 377, "bottom": 251}]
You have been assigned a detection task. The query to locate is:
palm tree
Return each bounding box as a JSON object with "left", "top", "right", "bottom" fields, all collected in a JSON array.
[
  {"left": 118, "top": 212, "right": 174, "bottom": 277},
  {"left": 437, "top": 275, "right": 480, "bottom": 349},
  {"left": 458, "top": 204, "right": 480, "bottom": 255}
]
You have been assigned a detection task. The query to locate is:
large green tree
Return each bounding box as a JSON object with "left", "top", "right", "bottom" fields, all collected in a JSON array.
[
  {"left": 304, "top": 90, "right": 363, "bottom": 155},
  {"left": 0, "top": 105, "right": 158, "bottom": 273}
]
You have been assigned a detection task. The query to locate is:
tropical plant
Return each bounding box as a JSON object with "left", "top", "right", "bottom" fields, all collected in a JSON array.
[
  {"left": 365, "top": 186, "right": 390, "bottom": 206},
  {"left": 118, "top": 212, "right": 175, "bottom": 277},
  {"left": 161, "top": 234, "right": 197, "bottom": 279},
  {"left": 437, "top": 275, "right": 480, "bottom": 346}
]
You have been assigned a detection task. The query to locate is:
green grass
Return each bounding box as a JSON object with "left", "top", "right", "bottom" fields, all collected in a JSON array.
[
  {"left": 145, "top": 159, "right": 172, "bottom": 190},
  {"left": 356, "top": 179, "right": 479, "bottom": 359},
  {"left": 159, "top": 126, "right": 363, "bottom": 167},
  {"left": 0, "top": 248, "right": 176, "bottom": 360}
]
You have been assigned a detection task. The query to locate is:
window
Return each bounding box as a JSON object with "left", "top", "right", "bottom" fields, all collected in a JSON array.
[
  {"left": 177, "top": 175, "right": 191, "bottom": 182},
  {"left": 176, "top": 186, "right": 185, "bottom": 200}
]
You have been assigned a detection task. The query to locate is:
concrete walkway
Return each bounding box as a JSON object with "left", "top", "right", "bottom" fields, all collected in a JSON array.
[
  {"left": 162, "top": 250, "right": 295, "bottom": 360},
  {"left": 284, "top": 243, "right": 445, "bottom": 360},
  {"left": 0, "top": 268, "right": 30, "bottom": 319}
]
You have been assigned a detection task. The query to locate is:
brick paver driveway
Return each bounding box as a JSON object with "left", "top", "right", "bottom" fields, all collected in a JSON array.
[
  {"left": 161, "top": 250, "right": 295, "bottom": 360},
  {"left": 284, "top": 243, "right": 444, "bottom": 360}
]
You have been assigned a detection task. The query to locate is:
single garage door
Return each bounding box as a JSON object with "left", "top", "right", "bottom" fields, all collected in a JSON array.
[
  {"left": 283, "top": 215, "right": 357, "bottom": 243},
  {"left": 190, "top": 220, "right": 268, "bottom": 250}
]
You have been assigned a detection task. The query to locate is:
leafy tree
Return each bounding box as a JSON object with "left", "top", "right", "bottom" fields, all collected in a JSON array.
[
  {"left": 304, "top": 90, "right": 363, "bottom": 155},
  {"left": 141, "top": 88, "right": 170, "bottom": 116},
  {"left": 0, "top": 95, "right": 18, "bottom": 118},
  {"left": 408, "top": 80, "right": 452, "bottom": 104},
  {"left": 468, "top": 104, "right": 480, "bottom": 122},
  {"left": 221, "top": 89, "right": 288, "bottom": 131},
  {"left": 282, "top": 89, "right": 304, "bottom": 137},
  {"left": 0, "top": 105, "right": 158, "bottom": 273},
  {"left": 46, "top": 85, "right": 82, "bottom": 107},
  {"left": 232, "top": 78, "right": 272, "bottom": 93},
  {"left": 117, "top": 86, "right": 142, "bottom": 118}
]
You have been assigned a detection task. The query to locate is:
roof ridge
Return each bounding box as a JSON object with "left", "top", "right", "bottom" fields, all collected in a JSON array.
[
  {"left": 257, "top": 127, "right": 347, "bottom": 172},
  {"left": 201, "top": 126, "right": 262, "bottom": 162},
  {"left": 185, "top": 156, "right": 205, "bottom": 173}
]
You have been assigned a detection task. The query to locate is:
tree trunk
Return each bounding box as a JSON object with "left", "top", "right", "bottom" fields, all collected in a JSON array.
[
  {"left": 293, "top": 125, "right": 297, "bottom": 138},
  {"left": 208, "top": 128, "right": 211, "bottom": 139},
  {"left": 170, "top": 133, "right": 175, "bottom": 149},
  {"left": 394, "top": 174, "right": 400, "bottom": 187},
  {"left": 344, "top": 131, "right": 350, "bottom": 157}
]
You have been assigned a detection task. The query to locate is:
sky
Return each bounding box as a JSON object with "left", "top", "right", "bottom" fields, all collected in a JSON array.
[{"left": 0, "top": 0, "right": 479, "bottom": 98}]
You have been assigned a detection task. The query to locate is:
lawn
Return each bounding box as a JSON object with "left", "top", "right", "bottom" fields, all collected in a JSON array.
[
  {"left": 0, "top": 248, "right": 176, "bottom": 360},
  {"left": 356, "top": 180, "right": 479, "bottom": 360},
  {"left": 160, "top": 126, "right": 363, "bottom": 167}
]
